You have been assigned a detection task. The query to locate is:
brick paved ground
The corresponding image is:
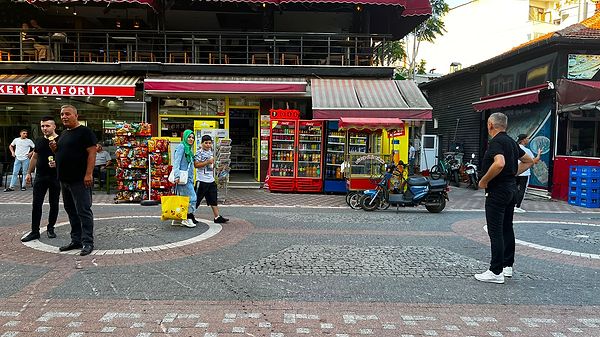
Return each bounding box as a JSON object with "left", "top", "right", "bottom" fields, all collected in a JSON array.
[{"left": 0, "top": 186, "right": 599, "bottom": 336}]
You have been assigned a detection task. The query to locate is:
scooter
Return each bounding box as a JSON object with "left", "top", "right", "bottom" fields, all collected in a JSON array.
[
  {"left": 465, "top": 153, "right": 479, "bottom": 190},
  {"left": 360, "top": 163, "right": 449, "bottom": 213}
]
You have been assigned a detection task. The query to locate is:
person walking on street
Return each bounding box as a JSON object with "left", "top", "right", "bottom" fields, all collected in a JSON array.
[
  {"left": 514, "top": 134, "right": 541, "bottom": 213},
  {"left": 22, "top": 116, "right": 60, "bottom": 242},
  {"left": 171, "top": 130, "right": 197, "bottom": 228},
  {"left": 5, "top": 129, "right": 35, "bottom": 192},
  {"left": 49, "top": 105, "right": 97, "bottom": 256},
  {"left": 408, "top": 142, "right": 416, "bottom": 175},
  {"left": 475, "top": 113, "right": 533, "bottom": 284},
  {"left": 194, "top": 135, "right": 229, "bottom": 224}
]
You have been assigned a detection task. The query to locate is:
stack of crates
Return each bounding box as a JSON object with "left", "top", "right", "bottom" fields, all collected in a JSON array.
[{"left": 568, "top": 166, "right": 600, "bottom": 208}]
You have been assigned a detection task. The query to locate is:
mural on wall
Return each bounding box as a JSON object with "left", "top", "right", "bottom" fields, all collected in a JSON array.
[{"left": 503, "top": 100, "right": 553, "bottom": 189}]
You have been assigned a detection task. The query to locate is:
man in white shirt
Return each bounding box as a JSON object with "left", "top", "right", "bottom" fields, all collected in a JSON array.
[
  {"left": 5, "top": 129, "right": 35, "bottom": 192},
  {"left": 93, "top": 143, "right": 112, "bottom": 189},
  {"left": 408, "top": 142, "right": 416, "bottom": 175},
  {"left": 515, "top": 134, "right": 541, "bottom": 213}
]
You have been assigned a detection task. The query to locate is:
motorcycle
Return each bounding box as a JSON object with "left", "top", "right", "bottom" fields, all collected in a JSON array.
[
  {"left": 360, "top": 163, "right": 449, "bottom": 213},
  {"left": 447, "top": 151, "right": 463, "bottom": 188},
  {"left": 465, "top": 153, "right": 479, "bottom": 190}
]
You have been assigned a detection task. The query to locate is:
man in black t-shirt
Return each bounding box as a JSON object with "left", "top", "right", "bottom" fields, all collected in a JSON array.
[
  {"left": 49, "top": 105, "right": 97, "bottom": 256},
  {"left": 475, "top": 112, "right": 533, "bottom": 284},
  {"left": 21, "top": 116, "right": 61, "bottom": 242}
]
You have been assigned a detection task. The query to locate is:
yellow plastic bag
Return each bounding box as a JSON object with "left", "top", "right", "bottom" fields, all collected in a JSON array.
[{"left": 160, "top": 195, "right": 189, "bottom": 221}]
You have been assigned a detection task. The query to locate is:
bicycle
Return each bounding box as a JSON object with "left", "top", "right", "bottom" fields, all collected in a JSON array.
[{"left": 429, "top": 155, "right": 451, "bottom": 180}]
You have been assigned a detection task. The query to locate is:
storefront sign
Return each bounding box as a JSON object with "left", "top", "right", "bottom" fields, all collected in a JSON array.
[
  {"left": 388, "top": 129, "right": 405, "bottom": 138},
  {"left": 270, "top": 108, "right": 300, "bottom": 120},
  {"left": 354, "top": 154, "right": 385, "bottom": 165},
  {"left": 0, "top": 84, "right": 25, "bottom": 95},
  {"left": 27, "top": 85, "right": 136, "bottom": 97}
]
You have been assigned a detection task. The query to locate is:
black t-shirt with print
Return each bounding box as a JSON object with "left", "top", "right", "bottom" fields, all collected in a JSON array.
[
  {"left": 33, "top": 136, "right": 58, "bottom": 179},
  {"left": 55, "top": 126, "right": 97, "bottom": 182},
  {"left": 481, "top": 132, "right": 525, "bottom": 191}
]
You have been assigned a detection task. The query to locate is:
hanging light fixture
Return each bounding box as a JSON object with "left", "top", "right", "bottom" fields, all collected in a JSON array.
[{"left": 133, "top": 18, "right": 140, "bottom": 29}]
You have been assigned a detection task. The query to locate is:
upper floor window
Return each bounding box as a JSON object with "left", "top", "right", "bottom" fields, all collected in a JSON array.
[{"left": 529, "top": 6, "right": 552, "bottom": 23}]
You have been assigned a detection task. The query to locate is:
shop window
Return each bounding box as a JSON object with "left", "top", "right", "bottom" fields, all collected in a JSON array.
[
  {"left": 229, "top": 97, "right": 260, "bottom": 106},
  {"left": 160, "top": 98, "right": 225, "bottom": 116},
  {"left": 566, "top": 111, "right": 600, "bottom": 158}
]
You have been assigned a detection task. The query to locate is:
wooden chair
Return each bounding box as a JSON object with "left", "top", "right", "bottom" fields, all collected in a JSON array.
[
  {"left": 21, "top": 39, "right": 39, "bottom": 61},
  {"left": 0, "top": 50, "right": 10, "bottom": 61},
  {"left": 251, "top": 52, "right": 270, "bottom": 64},
  {"left": 73, "top": 51, "right": 100, "bottom": 62},
  {"left": 324, "top": 54, "right": 344, "bottom": 65},
  {"left": 135, "top": 51, "right": 156, "bottom": 62},
  {"left": 354, "top": 55, "right": 373, "bottom": 66},
  {"left": 103, "top": 50, "right": 122, "bottom": 63},
  {"left": 280, "top": 53, "right": 299, "bottom": 65},
  {"left": 168, "top": 51, "right": 188, "bottom": 63},
  {"left": 208, "top": 52, "right": 229, "bottom": 64}
]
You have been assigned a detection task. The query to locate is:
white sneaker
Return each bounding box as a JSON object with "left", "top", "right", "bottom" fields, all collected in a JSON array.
[
  {"left": 474, "top": 270, "right": 504, "bottom": 284},
  {"left": 514, "top": 207, "right": 526, "bottom": 213},
  {"left": 171, "top": 220, "right": 182, "bottom": 226},
  {"left": 182, "top": 219, "right": 196, "bottom": 228},
  {"left": 503, "top": 267, "right": 513, "bottom": 277}
]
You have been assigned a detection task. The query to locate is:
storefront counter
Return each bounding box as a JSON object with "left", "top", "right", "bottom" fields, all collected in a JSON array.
[{"left": 551, "top": 156, "right": 600, "bottom": 200}]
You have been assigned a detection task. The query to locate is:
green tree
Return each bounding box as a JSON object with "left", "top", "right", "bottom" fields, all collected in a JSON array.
[
  {"left": 416, "top": 59, "right": 427, "bottom": 74},
  {"left": 405, "top": 0, "right": 450, "bottom": 78}
]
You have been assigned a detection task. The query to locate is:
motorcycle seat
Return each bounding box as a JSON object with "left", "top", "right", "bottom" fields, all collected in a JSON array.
[
  {"left": 429, "top": 179, "right": 447, "bottom": 189},
  {"left": 408, "top": 177, "right": 429, "bottom": 186}
]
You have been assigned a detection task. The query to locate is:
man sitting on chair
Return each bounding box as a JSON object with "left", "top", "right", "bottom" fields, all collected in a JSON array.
[{"left": 93, "top": 143, "right": 112, "bottom": 189}]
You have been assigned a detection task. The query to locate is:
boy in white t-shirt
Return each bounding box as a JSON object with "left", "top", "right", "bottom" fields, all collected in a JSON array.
[
  {"left": 192, "top": 135, "right": 229, "bottom": 224},
  {"left": 515, "top": 134, "right": 541, "bottom": 213},
  {"left": 5, "top": 129, "right": 35, "bottom": 192}
]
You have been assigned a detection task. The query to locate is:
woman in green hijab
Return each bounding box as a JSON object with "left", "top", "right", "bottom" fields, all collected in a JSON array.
[{"left": 171, "top": 129, "right": 197, "bottom": 228}]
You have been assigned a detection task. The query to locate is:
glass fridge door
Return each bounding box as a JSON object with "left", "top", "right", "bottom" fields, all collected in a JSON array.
[
  {"left": 297, "top": 121, "right": 323, "bottom": 178},
  {"left": 270, "top": 120, "right": 296, "bottom": 177},
  {"left": 325, "top": 128, "right": 346, "bottom": 180}
]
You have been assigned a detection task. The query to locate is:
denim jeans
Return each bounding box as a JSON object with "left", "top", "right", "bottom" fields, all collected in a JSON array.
[
  {"left": 31, "top": 176, "right": 60, "bottom": 233},
  {"left": 61, "top": 181, "right": 94, "bottom": 246},
  {"left": 485, "top": 185, "right": 517, "bottom": 275},
  {"left": 177, "top": 181, "right": 197, "bottom": 215},
  {"left": 10, "top": 158, "right": 29, "bottom": 188}
]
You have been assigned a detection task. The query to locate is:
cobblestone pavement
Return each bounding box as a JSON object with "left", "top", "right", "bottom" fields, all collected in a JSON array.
[{"left": 0, "top": 188, "right": 599, "bottom": 336}]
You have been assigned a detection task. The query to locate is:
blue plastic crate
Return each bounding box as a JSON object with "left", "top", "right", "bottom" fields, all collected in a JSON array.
[
  {"left": 577, "top": 197, "right": 600, "bottom": 208},
  {"left": 569, "top": 176, "right": 580, "bottom": 187},
  {"left": 569, "top": 186, "right": 579, "bottom": 196},
  {"left": 569, "top": 165, "right": 579, "bottom": 177},
  {"left": 590, "top": 166, "right": 600, "bottom": 178},
  {"left": 568, "top": 195, "right": 578, "bottom": 205},
  {"left": 590, "top": 177, "right": 600, "bottom": 188}
]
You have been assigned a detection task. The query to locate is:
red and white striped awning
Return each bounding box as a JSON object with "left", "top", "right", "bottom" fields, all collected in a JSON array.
[
  {"left": 0, "top": 74, "right": 33, "bottom": 95},
  {"left": 311, "top": 79, "right": 432, "bottom": 120},
  {"left": 277, "top": 0, "right": 431, "bottom": 16},
  {"left": 472, "top": 83, "right": 554, "bottom": 111},
  {"left": 27, "top": 74, "right": 139, "bottom": 97},
  {"left": 144, "top": 76, "right": 308, "bottom": 95}
]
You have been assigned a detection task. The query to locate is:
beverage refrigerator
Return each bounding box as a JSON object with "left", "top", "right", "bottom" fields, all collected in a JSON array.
[
  {"left": 323, "top": 121, "right": 347, "bottom": 193},
  {"left": 268, "top": 119, "right": 296, "bottom": 191},
  {"left": 296, "top": 120, "right": 324, "bottom": 192},
  {"left": 267, "top": 119, "right": 324, "bottom": 192}
]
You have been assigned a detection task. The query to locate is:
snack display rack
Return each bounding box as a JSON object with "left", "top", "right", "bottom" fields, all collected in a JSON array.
[
  {"left": 148, "top": 138, "right": 173, "bottom": 201},
  {"left": 215, "top": 138, "right": 232, "bottom": 202},
  {"left": 114, "top": 123, "right": 151, "bottom": 203}
]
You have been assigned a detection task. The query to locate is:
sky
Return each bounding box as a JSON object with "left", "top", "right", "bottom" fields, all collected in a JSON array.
[{"left": 445, "top": 0, "right": 471, "bottom": 8}]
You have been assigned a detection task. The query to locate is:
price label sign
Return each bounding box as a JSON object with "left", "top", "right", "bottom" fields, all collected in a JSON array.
[{"left": 270, "top": 109, "right": 300, "bottom": 120}]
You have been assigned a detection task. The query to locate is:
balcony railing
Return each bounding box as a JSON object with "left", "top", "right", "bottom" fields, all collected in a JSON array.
[{"left": 0, "top": 28, "right": 390, "bottom": 66}]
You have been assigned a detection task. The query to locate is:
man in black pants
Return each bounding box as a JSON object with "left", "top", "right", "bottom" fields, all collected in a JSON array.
[
  {"left": 476, "top": 112, "right": 533, "bottom": 284},
  {"left": 21, "top": 116, "right": 60, "bottom": 242},
  {"left": 50, "top": 105, "right": 97, "bottom": 256}
]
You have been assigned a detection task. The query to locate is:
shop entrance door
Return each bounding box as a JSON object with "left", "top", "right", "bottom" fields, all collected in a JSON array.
[{"left": 229, "top": 108, "right": 260, "bottom": 186}]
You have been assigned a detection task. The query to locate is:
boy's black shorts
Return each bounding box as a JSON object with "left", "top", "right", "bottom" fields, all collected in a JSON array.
[{"left": 195, "top": 181, "right": 218, "bottom": 207}]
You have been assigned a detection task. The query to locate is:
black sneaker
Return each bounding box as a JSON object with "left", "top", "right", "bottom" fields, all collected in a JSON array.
[
  {"left": 20, "top": 187, "right": 26, "bottom": 191},
  {"left": 3, "top": 187, "right": 14, "bottom": 192},
  {"left": 59, "top": 242, "right": 83, "bottom": 252},
  {"left": 214, "top": 215, "right": 229, "bottom": 223},
  {"left": 47, "top": 228, "right": 56, "bottom": 239},
  {"left": 80, "top": 245, "right": 94, "bottom": 256},
  {"left": 21, "top": 232, "right": 40, "bottom": 242},
  {"left": 187, "top": 213, "right": 199, "bottom": 225}
]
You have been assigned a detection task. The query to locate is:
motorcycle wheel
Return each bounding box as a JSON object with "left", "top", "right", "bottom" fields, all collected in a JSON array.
[
  {"left": 360, "top": 194, "right": 380, "bottom": 212},
  {"left": 430, "top": 165, "right": 443, "bottom": 180},
  {"left": 349, "top": 192, "right": 362, "bottom": 209},
  {"left": 425, "top": 197, "right": 446, "bottom": 213},
  {"left": 380, "top": 199, "right": 390, "bottom": 210},
  {"left": 470, "top": 175, "right": 479, "bottom": 190},
  {"left": 345, "top": 191, "right": 358, "bottom": 207},
  {"left": 453, "top": 171, "right": 461, "bottom": 187}
]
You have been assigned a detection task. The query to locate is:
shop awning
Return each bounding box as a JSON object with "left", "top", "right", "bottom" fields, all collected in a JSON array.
[
  {"left": 27, "top": 74, "right": 139, "bottom": 97},
  {"left": 0, "top": 74, "right": 33, "bottom": 95},
  {"left": 338, "top": 117, "right": 404, "bottom": 131},
  {"left": 311, "top": 79, "right": 432, "bottom": 120},
  {"left": 557, "top": 79, "right": 600, "bottom": 112},
  {"left": 472, "top": 82, "right": 553, "bottom": 111},
  {"left": 278, "top": 0, "right": 431, "bottom": 16},
  {"left": 144, "top": 76, "right": 308, "bottom": 95},
  {"left": 24, "top": 0, "right": 158, "bottom": 11}
]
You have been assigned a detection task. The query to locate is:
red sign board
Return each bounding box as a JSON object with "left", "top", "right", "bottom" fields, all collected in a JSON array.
[
  {"left": 388, "top": 129, "right": 405, "bottom": 138},
  {"left": 270, "top": 108, "right": 300, "bottom": 120},
  {"left": 0, "top": 84, "right": 25, "bottom": 95},
  {"left": 27, "top": 85, "right": 136, "bottom": 97}
]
